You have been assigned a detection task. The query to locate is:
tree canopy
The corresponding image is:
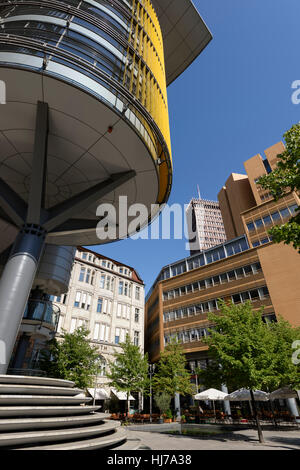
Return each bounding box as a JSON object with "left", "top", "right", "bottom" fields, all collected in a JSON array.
[
  {"left": 258, "top": 123, "right": 300, "bottom": 251},
  {"left": 199, "top": 300, "right": 300, "bottom": 392},
  {"left": 106, "top": 335, "right": 149, "bottom": 412},
  {"left": 39, "top": 327, "right": 100, "bottom": 389},
  {"left": 153, "top": 339, "right": 193, "bottom": 397}
]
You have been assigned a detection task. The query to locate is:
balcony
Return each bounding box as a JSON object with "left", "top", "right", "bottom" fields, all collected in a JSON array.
[{"left": 23, "top": 300, "right": 60, "bottom": 331}]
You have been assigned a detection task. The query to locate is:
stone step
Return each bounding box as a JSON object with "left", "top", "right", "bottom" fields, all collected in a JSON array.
[
  {"left": 0, "top": 384, "right": 83, "bottom": 396},
  {"left": 0, "top": 405, "right": 101, "bottom": 417},
  {"left": 0, "top": 375, "right": 74, "bottom": 388},
  {"left": 113, "top": 438, "right": 143, "bottom": 450},
  {"left": 15, "top": 428, "right": 127, "bottom": 450},
  {"left": 0, "top": 412, "right": 108, "bottom": 431},
  {"left": 0, "top": 395, "right": 92, "bottom": 405},
  {"left": 0, "top": 420, "right": 120, "bottom": 448}
]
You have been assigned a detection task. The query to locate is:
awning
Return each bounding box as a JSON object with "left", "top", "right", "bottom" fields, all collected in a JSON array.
[
  {"left": 111, "top": 388, "right": 135, "bottom": 401},
  {"left": 87, "top": 388, "right": 109, "bottom": 400}
]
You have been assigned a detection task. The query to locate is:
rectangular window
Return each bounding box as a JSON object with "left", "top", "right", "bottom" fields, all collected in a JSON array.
[
  {"left": 117, "top": 304, "right": 122, "bottom": 318},
  {"left": 97, "top": 297, "right": 103, "bottom": 313},
  {"left": 259, "top": 286, "right": 269, "bottom": 298},
  {"left": 86, "top": 269, "right": 91, "bottom": 284},
  {"left": 241, "top": 291, "right": 250, "bottom": 302},
  {"left": 120, "top": 328, "right": 125, "bottom": 343},
  {"left": 262, "top": 215, "right": 272, "bottom": 226},
  {"left": 280, "top": 207, "right": 290, "bottom": 219},
  {"left": 228, "top": 270, "right": 236, "bottom": 281},
  {"left": 105, "top": 325, "right": 110, "bottom": 342},
  {"left": 271, "top": 211, "right": 280, "bottom": 222},
  {"left": 57, "top": 315, "right": 64, "bottom": 333},
  {"left": 100, "top": 274, "right": 105, "bottom": 289},
  {"left": 232, "top": 293, "right": 241, "bottom": 304},
  {"left": 289, "top": 204, "right": 298, "bottom": 215},
  {"left": 255, "top": 218, "right": 263, "bottom": 229},
  {"left": 186, "top": 284, "right": 192, "bottom": 293},
  {"left": 103, "top": 298, "right": 108, "bottom": 314},
  {"left": 235, "top": 268, "right": 244, "bottom": 279},
  {"left": 79, "top": 267, "right": 85, "bottom": 282},
  {"left": 134, "top": 331, "right": 140, "bottom": 346},
  {"left": 115, "top": 328, "right": 120, "bottom": 344},
  {"left": 81, "top": 293, "right": 86, "bottom": 309},
  {"left": 261, "top": 238, "right": 269, "bottom": 245},
  {"left": 192, "top": 282, "right": 199, "bottom": 292},
  {"left": 249, "top": 289, "right": 259, "bottom": 300},
  {"left": 220, "top": 273, "right": 228, "bottom": 283},
  {"left": 134, "top": 308, "right": 140, "bottom": 323},
  {"left": 82, "top": 253, "right": 87, "bottom": 260},
  {"left": 205, "top": 278, "right": 213, "bottom": 288},
  {"left": 100, "top": 324, "right": 105, "bottom": 341},
  {"left": 74, "top": 291, "right": 81, "bottom": 308},
  {"left": 243, "top": 265, "right": 253, "bottom": 276},
  {"left": 119, "top": 281, "right": 124, "bottom": 295},
  {"left": 86, "top": 294, "right": 92, "bottom": 311},
  {"left": 247, "top": 222, "right": 255, "bottom": 232},
  {"left": 70, "top": 318, "right": 77, "bottom": 333},
  {"left": 135, "top": 286, "right": 140, "bottom": 300},
  {"left": 122, "top": 304, "right": 127, "bottom": 319},
  {"left": 93, "top": 323, "right": 100, "bottom": 340},
  {"left": 252, "top": 240, "right": 260, "bottom": 247}
]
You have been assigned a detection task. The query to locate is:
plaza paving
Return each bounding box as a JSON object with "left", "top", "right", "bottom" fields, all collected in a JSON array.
[{"left": 127, "top": 426, "right": 300, "bottom": 450}]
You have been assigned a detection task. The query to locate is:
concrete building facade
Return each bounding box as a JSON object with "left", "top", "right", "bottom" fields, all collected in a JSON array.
[
  {"left": 145, "top": 142, "right": 300, "bottom": 375},
  {"left": 186, "top": 198, "right": 227, "bottom": 254}
]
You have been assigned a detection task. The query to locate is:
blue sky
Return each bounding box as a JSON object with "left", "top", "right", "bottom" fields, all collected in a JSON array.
[{"left": 88, "top": 0, "right": 300, "bottom": 292}]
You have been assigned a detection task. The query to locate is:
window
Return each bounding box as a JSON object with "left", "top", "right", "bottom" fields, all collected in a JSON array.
[
  {"left": 93, "top": 323, "right": 100, "bottom": 340},
  {"left": 135, "top": 286, "right": 140, "bottom": 301},
  {"left": 82, "top": 253, "right": 87, "bottom": 260},
  {"left": 70, "top": 318, "right": 77, "bottom": 333},
  {"left": 102, "top": 260, "right": 107, "bottom": 267},
  {"left": 259, "top": 286, "right": 269, "bottom": 298},
  {"left": 57, "top": 315, "right": 64, "bottom": 333},
  {"left": 100, "top": 274, "right": 105, "bottom": 289},
  {"left": 289, "top": 204, "right": 298, "bottom": 215},
  {"left": 247, "top": 222, "right": 255, "bottom": 232},
  {"left": 252, "top": 240, "right": 260, "bottom": 247},
  {"left": 119, "top": 281, "right": 124, "bottom": 295},
  {"left": 243, "top": 265, "right": 252, "bottom": 276},
  {"left": 74, "top": 291, "right": 81, "bottom": 308},
  {"left": 280, "top": 207, "right": 290, "bottom": 219},
  {"left": 261, "top": 238, "right": 269, "bottom": 245},
  {"left": 249, "top": 289, "right": 259, "bottom": 300},
  {"left": 115, "top": 328, "right": 120, "bottom": 344},
  {"left": 117, "top": 304, "right": 122, "bottom": 318},
  {"left": 262, "top": 215, "right": 272, "bottom": 226},
  {"left": 271, "top": 211, "right": 280, "bottom": 222},
  {"left": 79, "top": 266, "right": 85, "bottom": 282},
  {"left": 235, "top": 268, "right": 244, "bottom": 279},
  {"left": 255, "top": 218, "right": 263, "bottom": 229},
  {"left": 227, "top": 270, "right": 236, "bottom": 281},
  {"left": 220, "top": 273, "right": 228, "bottom": 283},
  {"left": 97, "top": 297, "right": 103, "bottom": 313},
  {"left": 134, "top": 331, "right": 140, "bottom": 346},
  {"left": 232, "top": 293, "right": 241, "bottom": 304}
]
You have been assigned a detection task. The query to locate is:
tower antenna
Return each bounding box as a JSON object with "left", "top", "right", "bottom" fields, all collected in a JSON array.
[{"left": 197, "top": 185, "right": 201, "bottom": 200}]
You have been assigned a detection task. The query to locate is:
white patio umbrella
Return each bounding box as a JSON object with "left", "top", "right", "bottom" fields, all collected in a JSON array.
[
  {"left": 224, "top": 388, "right": 269, "bottom": 402},
  {"left": 194, "top": 388, "right": 227, "bottom": 420},
  {"left": 269, "top": 386, "right": 298, "bottom": 400}
]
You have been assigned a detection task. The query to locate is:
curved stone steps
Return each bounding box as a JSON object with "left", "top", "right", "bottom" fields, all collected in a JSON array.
[
  {"left": 15, "top": 428, "right": 128, "bottom": 450},
  {"left": 0, "top": 375, "right": 74, "bottom": 388},
  {"left": 0, "top": 405, "right": 101, "bottom": 417},
  {"left": 0, "top": 395, "right": 92, "bottom": 405},
  {"left": 113, "top": 438, "right": 144, "bottom": 450},
  {"left": 0, "top": 412, "right": 108, "bottom": 431},
  {"left": 0, "top": 384, "right": 82, "bottom": 396},
  {"left": 0, "top": 420, "right": 120, "bottom": 448}
]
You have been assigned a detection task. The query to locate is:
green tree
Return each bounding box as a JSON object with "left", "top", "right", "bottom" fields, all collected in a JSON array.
[
  {"left": 153, "top": 339, "right": 193, "bottom": 416},
  {"left": 106, "top": 335, "right": 149, "bottom": 414},
  {"left": 154, "top": 392, "right": 172, "bottom": 419},
  {"left": 199, "top": 300, "right": 300, "bottom": 443},
  {"left": 257, "top": 123, "right": 300, "bottom": 251},
  {"left": 39, "top": 327, "right": 100, "bottom": 389}
]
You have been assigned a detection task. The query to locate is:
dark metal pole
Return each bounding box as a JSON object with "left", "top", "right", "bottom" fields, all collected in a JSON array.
[{"left": 250, "top": 389, "right": 265, "bottom": 444}]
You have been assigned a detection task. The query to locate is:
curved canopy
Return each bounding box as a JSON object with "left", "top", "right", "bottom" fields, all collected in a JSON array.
[
  {"left": 153, "top": 0, "right": 212, "bottom": 85},
  {"left": 224, "top": 388, "right": 269, "bottom": 402}
]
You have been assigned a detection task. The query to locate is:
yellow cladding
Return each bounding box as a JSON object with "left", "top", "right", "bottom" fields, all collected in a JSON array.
[{"left": 123, "top": 0, "right": 172, "bottom": 172}]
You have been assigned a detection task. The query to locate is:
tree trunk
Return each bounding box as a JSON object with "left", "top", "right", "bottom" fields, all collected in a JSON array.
[
  {"left": 127, "top": 392, "right": 130, "bottom": 417},
  {"left": 250, "top": 389, "right": 265, "bottom": 443}
]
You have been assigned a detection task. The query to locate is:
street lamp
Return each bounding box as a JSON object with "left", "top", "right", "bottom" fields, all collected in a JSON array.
[{"left": 149, "top": 363, "right": 156, "bottom": 423}]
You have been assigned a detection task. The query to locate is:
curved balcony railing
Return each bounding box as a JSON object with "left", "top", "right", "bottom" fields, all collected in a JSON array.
[{"left": 23, "top": 300, "right": 60, "bottom": 330}]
